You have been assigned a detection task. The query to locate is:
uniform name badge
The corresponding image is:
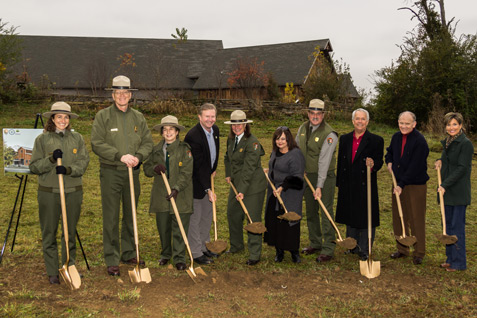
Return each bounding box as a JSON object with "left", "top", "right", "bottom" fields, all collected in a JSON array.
[{"left": 111, "top": 128, "right": 118, "bottom": 132}]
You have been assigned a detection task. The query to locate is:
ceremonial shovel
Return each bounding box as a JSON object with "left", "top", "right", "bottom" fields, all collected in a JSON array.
[
  {"left": 127, "top": 167, "right": 152, "bottom": 284},
  {"left": 263, "top": 170, "right": 301, "bottom": 222},
  {"left": 435, "top": 167, "right": 458, "bottom": 245},
  {"left": 360, "top": 166, "right": 380, "bottom": 279},
  {"left": 57, "top": 158, "right": 81, "bottom": 290},
  {"left": 229, "top": 181, "right": 267, "bottom": 234},
  {"left": 304, "top": 175, "right": 357, "bottom": 250},
  {"left": 390, "top": 171, "right": 417, "bottom": 247},
  {"left": 160, "top": 172, "right": 207, "bottom": 282},
  {"left": 205, "top": 175, "right": 227, "bottom": 254}
]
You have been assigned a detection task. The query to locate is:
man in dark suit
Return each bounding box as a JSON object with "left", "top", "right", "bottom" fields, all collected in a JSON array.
[
  {"left": 335, "top": 108, "right": 384, "bottom": 260},
  {"left": 184, "top": 103, "right": 220, "bottom": 265}
]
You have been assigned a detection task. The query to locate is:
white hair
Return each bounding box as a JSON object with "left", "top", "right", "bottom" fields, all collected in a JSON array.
[{"left": 352, "top": 108, "right": 370, "bottom": 121}]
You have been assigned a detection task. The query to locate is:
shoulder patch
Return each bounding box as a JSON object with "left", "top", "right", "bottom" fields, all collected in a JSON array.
[
  {"left": 253, "top": 142, "right": 259, "bottom": 151},
  {"left": 327, "top": 137, "right": 334, "bottom": 145}
]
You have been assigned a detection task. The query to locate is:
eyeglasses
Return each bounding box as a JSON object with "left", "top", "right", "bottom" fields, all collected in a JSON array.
[{"left": 276, "top": 126, "right": 289, "bottom": 131}]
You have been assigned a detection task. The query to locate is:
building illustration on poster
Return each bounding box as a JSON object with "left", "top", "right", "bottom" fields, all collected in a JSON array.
[{"left": 3, "top": 128, "right": 43, "bottom": 174}]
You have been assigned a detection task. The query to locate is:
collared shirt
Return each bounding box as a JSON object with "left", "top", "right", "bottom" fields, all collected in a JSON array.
[
  {"left": 352, "top": 131, "right": 364, "bottom": 162},
  {"left": 235, "top": 132, "right": 244, "bottom": 144},
  {"left": 201, "top": 125, "right": 216, "bottom": 168}
]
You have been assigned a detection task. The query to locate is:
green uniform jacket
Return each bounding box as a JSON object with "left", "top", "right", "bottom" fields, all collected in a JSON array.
[
  {"left": 224, "top": 134, "right": 267, "bottom": 195},
  {"left": 91, "top": 105, "right": 153, "bottom": 167},
  {"left": 439, "top": 133, "right": 474, "bottom": 206},
  {"left": 30, "top": 131, "right": 90, "bottom": 192},
  {"left": 297, "top": 120, "right": 337, "bottom": 176},
  {"left": 144, "top": 139, "right": 194, "bottom": 214}
]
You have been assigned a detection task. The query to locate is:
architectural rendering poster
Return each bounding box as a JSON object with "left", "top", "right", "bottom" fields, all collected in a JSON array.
[{"left": 3, "top": 128, "right": 43, "bottom": 175}]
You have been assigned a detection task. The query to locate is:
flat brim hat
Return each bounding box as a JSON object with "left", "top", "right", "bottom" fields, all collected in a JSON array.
[
  {"left": 307, "top": 99, "right": 326, "bottom": 111},
  {"left": 42, "top": 102, "right": 79, "bottom": 119},
  {"left": 153, "top": 115, "right": 185, "bottom": 132},
  {"left": 105, "top": 75, "right": 138, "bottom": 91},
  {"left": 224, "top": 110, "right": 253, "bottom": 124}
]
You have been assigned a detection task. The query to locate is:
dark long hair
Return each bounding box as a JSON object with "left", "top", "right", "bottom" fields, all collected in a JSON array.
[
  {"left": 228, "top": 124, "right": 251, "bottom": 139},
  {"left": 45, "top": 114, "right": 71, "bottom": 132},
  {"left": 272, "top": 127, "right": 298, "bottom": 152}
]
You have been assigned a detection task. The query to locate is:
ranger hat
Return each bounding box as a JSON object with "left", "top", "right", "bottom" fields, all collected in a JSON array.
[
  {"left": 153, "top": 115, "right": 185, "bottom": 132},
  {"left": 42, "top": 102, "right": 79, "bottom": 119},
  {"left": 308, "top": 99, "right": 326, "bottom": 111},
  {"left": 224, "top": 110, "right": 253, "bottom": 124},
  {"left": 106, "top": 75, "right": 138, "bottom": 91}
]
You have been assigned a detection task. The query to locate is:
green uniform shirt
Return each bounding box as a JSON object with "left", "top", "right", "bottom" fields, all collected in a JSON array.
[
  {"left": 91, "top": 104, "right": 153, "bottom": 167},
  {"left": 144, "top": 139, "right": 194, "bottom": 214},
  {"left": 30, "top": 131, "right": 89, "bottom": 193}
]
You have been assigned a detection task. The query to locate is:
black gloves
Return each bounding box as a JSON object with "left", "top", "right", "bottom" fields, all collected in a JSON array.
[
  {"left": 56, "top": 166, "right": 67, "bottom": 175},
  {"left": 166, "top": 189, "right": 179, "bottom": 201},
  {"left": 154, "top": 164, "right": 167, "bottom": 175},
  {"left": 53, "top": 149, "right": 63, "bottom": 160}
]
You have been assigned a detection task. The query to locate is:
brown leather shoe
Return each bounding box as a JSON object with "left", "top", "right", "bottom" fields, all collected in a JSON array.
[
  {"left": 302, "top": 246, "right": 320, "bottom": 255},
  {"left": 122, "top": 257, "right": 145, "bottom": 266},
  {"left": 49, "top": 275, "right": 60, "bottom": 284},
  {"left": 413, "top": 256, "right": 423, "bottom": 265},
  {"left": 158, "top": 258, "right": 169, "bottom": 266},
  {"left": 246, "top": 259, "right": 260, "bottom": 266},
  {"left": 316, "top": 254, "right": 332, "bottom": 263},
  {"left": 107, "top": 265, "right": 120, "bottom": 276},
  {"left": 390, "top": 251, "right": 407, "bottom": 259},
  {"left": 175, "top": 262, "right": 187, "bottom": 270},
  {"left": 440, "top": 262, "right": 451, "bottom": 268}
]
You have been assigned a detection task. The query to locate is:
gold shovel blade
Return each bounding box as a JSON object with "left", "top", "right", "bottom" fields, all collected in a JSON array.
[
  {"left": 206, "top": 240, "right": 228, "bottom": 254},
  {"left": 244, "top": 222, "right": 267, "bottom": 234},
  {"left": 395, "top": 235, "right": 417, "bottom": 247},
  {"left": 59, "top": 265, "right": 81, "bottom": 290},
  {"left": 336, "top": 237, "right": 357, "bottom": 250},
  {"left": 129, "top": 266, "right": 152, "bottom": 284},
  {"left": 360, "top": 259, "right": 381, "bottom": 279},
  {"left": 435, "top": 233, "right": 458, "bottom": 245}
]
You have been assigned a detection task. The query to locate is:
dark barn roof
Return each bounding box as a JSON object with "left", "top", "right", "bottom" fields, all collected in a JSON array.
[{"left": 193, "top": 39, "right": 332, "bottom": 89}]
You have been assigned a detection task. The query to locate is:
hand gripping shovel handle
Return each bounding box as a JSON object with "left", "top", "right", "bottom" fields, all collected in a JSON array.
[
  {"left": 211, "top": 175, "right": 218, "bottom": 241},
  {"left": 437, "top": 167, "right": 448, "bottom": 235},
  {"left": 160, "top": 172, "right": 197, "bottom": 276},
  {"left": 229, "top": 181, "right": 253, "bottom": 224},
  {"left": 390, "top": 171, "right": 407, "bottom": 237},
  {"left": 303, "top": 175, "right": 343, "bottom": 241},
  {"left": 263, "top": 170, "right": 289, "bottom": 214}
]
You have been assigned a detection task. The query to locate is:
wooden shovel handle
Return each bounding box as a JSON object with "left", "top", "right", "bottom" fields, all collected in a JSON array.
[
  {"left": 57, "top": 158, "right": 70, "bottom": 265},
  {"left": 303, "top": 175, "right": 343, "bottom": 241},
  {"left": 436, "top": 167, "right": 448, "bottom": 235},
  {"left": 211, "top": 174, "right": 218, "bottom": 241},
  {"left": 390, "top": 170, "right": 407, "bottom": 237},
  {"left": 160, "top": 172, "right": 195, "bottom": 266},
  {"left": 263, "top": 170, "right": 289, "bottom": 214},
  {"left": 229, "top": 181, "right": 253, "bottom": 224},
  {"left": 367, "top": 166, "right": 372, "bottom": 256},
  {"left": 128, "top": 167, "right": 141, "bottom": 265}
]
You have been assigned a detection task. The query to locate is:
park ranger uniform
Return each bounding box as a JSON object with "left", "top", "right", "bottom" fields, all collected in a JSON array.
[
  {"left": 91, "top": 104, "right": 153, "bottom": 267},
  {"left": 30, "top": 130, "right": 89, "bottom": 276},
  {"left": 224, "top": 133, "right": 267, "bottom": 261},
  {"left": 144, "top": 138, "right": 193, "bottom": 265},
  {"left": 296, "top": 120, "right": 338, "bottom": 257}
]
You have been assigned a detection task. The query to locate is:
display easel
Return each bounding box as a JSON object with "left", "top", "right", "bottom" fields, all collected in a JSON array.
[{"left": 0, "top": 113, "right": 90, "bottom": 270}]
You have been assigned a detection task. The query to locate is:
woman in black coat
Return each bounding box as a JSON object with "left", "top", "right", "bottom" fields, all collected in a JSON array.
[{"left": 335, "top": 108, "right": 384, "bottom": 260}]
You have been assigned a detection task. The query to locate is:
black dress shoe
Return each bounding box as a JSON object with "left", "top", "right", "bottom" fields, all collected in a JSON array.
[
  {"left": 49, "top": 275, "right": 60, "bottom": 284},
  {"left": 246, "top": 259, "right": 260, "bottom": 266},
  {"left": 316, "top": 254, "right": 332, "bottom": 263},
  {"left": 203, "top": 250, "right": 219, "bottom": 258},
  {"left": 413, "top": 256, "right": 423, "bottom": 265},
  {"left": 302, "top": 246, "right": 320, "bottom": 255},
  {"left": 107, "top": 266, "right": 120, "bottom": 276},
  {"left": 175, "top": 262, "right": 187, "bottom": 270},
  {"left": 194, "top": 255, "right": 213, "bottom": 265},
  {"left": 158, "top": 258, "right": 169, "bottom": 266},
  {"left": 291, "top": 251, "right": 301, "bottom": 263},
  {"left": 122, "top": 257, "right": 145, "bottom": 266},
  {"left": 390, "top": 251, "right": 407, "bottom": 259}
]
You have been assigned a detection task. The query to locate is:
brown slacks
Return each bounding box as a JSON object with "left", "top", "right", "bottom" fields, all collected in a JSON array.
[{"left": 392, "top": 184, "right": 427, "bottom": 258}]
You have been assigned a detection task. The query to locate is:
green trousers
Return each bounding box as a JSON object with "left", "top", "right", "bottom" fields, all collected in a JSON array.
[
  {"left": 155, "top": 212, "right": 191, "bottom": 265},
  {"left": 303, "top": 173, "right": 336, "bottom": 256},
  {"left": 100, "top": 167, "right": 140, "bottom": 266},
  {"left": 38, "top": 190, "right": 82, "bottom": 276},
  {"left": 227, "top": 189, "right": 265, "bottom": 261}
]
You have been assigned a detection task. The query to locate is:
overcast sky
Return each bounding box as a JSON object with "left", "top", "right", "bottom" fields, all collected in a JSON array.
[{"left": 3, "top": 0, "right": 477, "bottom": 96}]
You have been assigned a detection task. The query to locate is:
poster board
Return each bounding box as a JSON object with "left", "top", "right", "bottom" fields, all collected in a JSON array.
[{"left": 3, "top": 128, "right": 43, "bottom": 175}]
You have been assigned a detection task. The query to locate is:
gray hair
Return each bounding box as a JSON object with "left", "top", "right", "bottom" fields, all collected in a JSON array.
[
  {"left": 398, "top": 111, "right": 416, "bottom": 121},
  {"left": 199, "top": 103, "right": 217, "bottom": 115},
  {"left": 352, "top": 108, "right": 370, "bottom": 121}
]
